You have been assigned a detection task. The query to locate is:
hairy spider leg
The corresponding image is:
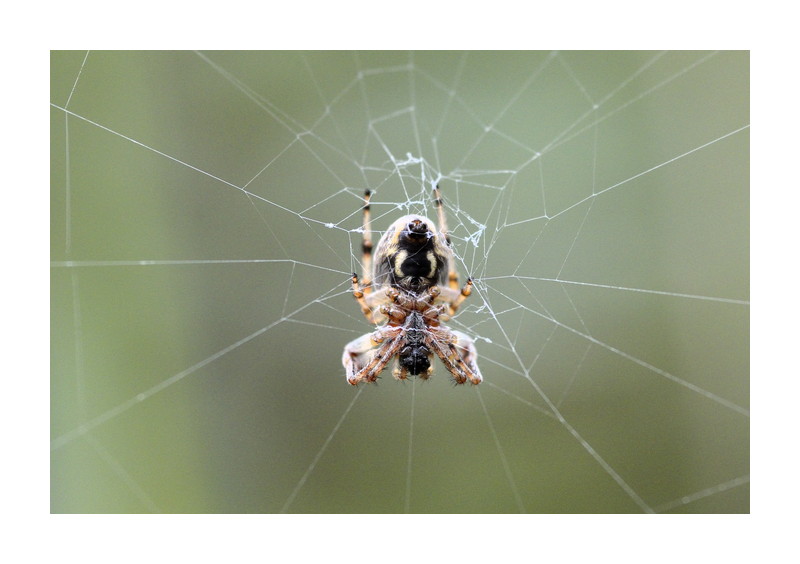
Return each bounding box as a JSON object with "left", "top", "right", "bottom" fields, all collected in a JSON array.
[
  {"left": 450, "top": 329, "right": 483, "bottom": 384},
  {"left": 426, "top": 328, "right": 483, "bottom": 385},
  {"left": 433, "top": 183, "right": 459, "bottom": 293},
  {"left": 347, "top": 328, "right": 404, "bottom": 385},
  {"left": 361, "top": 189, "right": 373, "bottom": 287},
  {"left": 446, "top": 277, "right": 473, "bottom": 317},
  {"left": 434, "top": 183, "right": 473, "bottom": 316},
  {"left": 351, "top": 273, "right": 373, "bottom": 323},
  {"left": 351, "top": 189, "right": 379, "bottom": 323}
]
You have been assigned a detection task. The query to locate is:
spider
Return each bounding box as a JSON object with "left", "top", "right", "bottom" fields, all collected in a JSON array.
[{"left": 342, "top": 184, "right": 483, "bottom": 386}]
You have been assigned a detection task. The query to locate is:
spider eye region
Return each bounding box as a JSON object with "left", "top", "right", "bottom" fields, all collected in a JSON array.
[{"left": 399, "top": 344, "right": 431, "bottom": 375}]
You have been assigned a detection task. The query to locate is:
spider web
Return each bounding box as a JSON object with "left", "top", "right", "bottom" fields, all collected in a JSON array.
[{"left": 50, "top": 51, "right": 749, "bottom": 514}]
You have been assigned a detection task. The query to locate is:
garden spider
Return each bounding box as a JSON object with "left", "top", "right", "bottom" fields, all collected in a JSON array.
[{"left": 342, "top": 184, "right": 482, "bottom": 386}]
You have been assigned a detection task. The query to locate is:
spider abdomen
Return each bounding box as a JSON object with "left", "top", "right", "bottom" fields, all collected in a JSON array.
[
  {"left": 393, "top": 248, "right": 438, "bottom": 281},
  {"left": 373, "top": 214, "right": 450, "bottom": 292}
]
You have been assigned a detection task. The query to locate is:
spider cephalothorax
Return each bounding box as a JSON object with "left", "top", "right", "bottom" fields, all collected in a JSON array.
[{"left": 342, "top": 185, "right": 482, "bottom": 386}]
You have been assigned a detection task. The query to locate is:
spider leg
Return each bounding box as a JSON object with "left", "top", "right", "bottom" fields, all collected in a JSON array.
[
  {"left": 354, "top": 335, "right": 404, "bottom": 385},
  {"left": 434, "top": 278, "right": 474, "bottom": 318},
  {"left": 342, "top": 326, "right": 403, "bottom": 385},
  {"left": 450, "top": 330, "right": 482, "bottom": 384},
  {"left": 351, "top": 190, "right": 393, "bottom": 324},
  {"left": 361, "top": 189, "right": 373, "bottom": 287},
  {"left": 448, "top": 278, "right": 473, "bottom": 317},
  {"left": 434, "top": 183, "right": 461, "bottom": 293},
  {"left": 392, "top": 360, "right": 409, "bottom": 381},
  {"left": 433, "top": 184, "right": 473, "bottom": 316},
  {"left": 426, "top": 327, "right": 482, "bottom": 385},
  {"left": 433, "top": 183, "right": 452, "bottom": 250},
  {"left": 351, "top": 273, "right": 374, "bottom": 323}
]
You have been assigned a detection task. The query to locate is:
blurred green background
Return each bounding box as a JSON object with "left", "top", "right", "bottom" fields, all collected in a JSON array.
[{"left": 51, "top": 51, "right": 748, "bottom": 513}]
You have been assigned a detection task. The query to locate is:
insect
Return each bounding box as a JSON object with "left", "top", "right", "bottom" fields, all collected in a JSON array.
[{"left": 342, "top": 184, "right": 482, "bottom": 386}]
